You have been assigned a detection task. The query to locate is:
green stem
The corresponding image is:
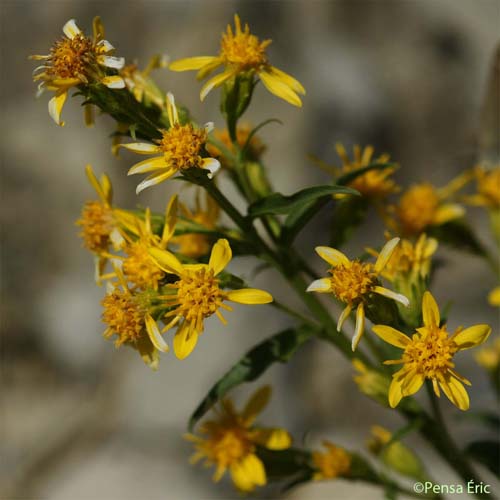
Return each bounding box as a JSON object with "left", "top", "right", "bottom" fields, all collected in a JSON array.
[{"left": 424, "top": 383, "right": 490, "bottom": 500}]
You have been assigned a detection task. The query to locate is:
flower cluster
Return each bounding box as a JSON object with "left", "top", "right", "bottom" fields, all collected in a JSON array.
[{"left": 32, "top": 13, "right": 496, "bottom": 498}]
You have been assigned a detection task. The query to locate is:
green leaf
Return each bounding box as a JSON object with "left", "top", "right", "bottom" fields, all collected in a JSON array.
[
  {"left": 188, "top": 325, "right": 316, "bottom": 430},
  {"left": 247, "top": 185, "right": 359, "bottom": 218},
  {"left": 257, "top": 447, "right": 313, "bottom": 481},
  {"left": 428, "top": 220, "right": 488, "bottom": 257},
  {"left": 465, "top": 440, "right": 500, "bottom": 477},
  {"left": 336, "top": 162, "right": 396, "bottom": 186}
]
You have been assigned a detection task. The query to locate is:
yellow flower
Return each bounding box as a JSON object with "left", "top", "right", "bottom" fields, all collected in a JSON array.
[
  {"left": 488, "top": 286, "right": 500, "bottom": 307},
  {"left": 149, "top": 239, "right": 273, "bottom": 359},
  {"left": 76, "top": 165, "right": 129, "bottom": 283},
  {"left": 393, "top": 182, "right": 465, "bottom": 236},
  {"left": 121, "top": 93, "right": 220, "bottom": 193},
  {"left": 368, "top": 233, "right": 438, "bottom": 282},
  {"left": 333, "top": 143, "right": 399, "bottom": 199},
  {"left": 169, "top": 14, "right": 305, "bottom": 107},
  {"left": 206, "top": 124, "right": 267, "bottom": 168},
  {"left": 171, "top": 190, "right": 220, "bottom": 258},
  {"left": 101, "top": 267, "right": 169, "bottom": 370},
  {"left": 31, "top": 17, "right": 125, "bottom": 126},
  {"left": 465, "top": 165, "right": 500, "bottom": 209},
  {"left": 185, "top": 386, "right": 291, "bottom": 492},
  {"left": 312, "top": 441, "right": 351, "bottom": 481},
  {"left": 373, "top": 291, "right": 491, "bottom": 410},
  {"left": 352, "top": 359, "right": 390, "bottom": 405},
  {"left": 367, "top": 426, "right": 426, "bottom": 480},
  {"left": 120, "top": 54, "right": 169, "bottom": 108},
  {"left": 475, "top": 338, "right": 500, "bottom": 372},
  {"left": 102, "top": 196, "right": 178, "bottom": 290},
  {"left": 307, "top": 238, "right": 409, "bottom": 350}
]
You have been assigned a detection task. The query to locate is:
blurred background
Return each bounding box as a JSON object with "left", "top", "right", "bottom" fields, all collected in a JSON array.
[{"left": 1, "top": 0, "right": 499, "bottom": 498}]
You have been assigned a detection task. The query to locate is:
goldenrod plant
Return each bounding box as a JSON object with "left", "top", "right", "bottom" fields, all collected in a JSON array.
[{"left": 32, "top": 15, "right": 499, "bottom": 499}]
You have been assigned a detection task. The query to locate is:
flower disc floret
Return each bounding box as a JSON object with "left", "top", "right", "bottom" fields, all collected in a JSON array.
[
  {"left": 329, "top": 261, "right": 377, "bottom": 304},
  {"left": 77, "top": 200, "right": 114, "bottom": 253},
  {"left": 373, "top": 291, "right": 491, "bottom": 410},
  {"left": 159, "top": 123, "right": 208, "bottom": 170}
]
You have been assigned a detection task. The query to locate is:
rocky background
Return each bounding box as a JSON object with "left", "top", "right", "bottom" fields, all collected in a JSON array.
[{"left": 1, "top": 0, "right": 499, "bottom": 498}]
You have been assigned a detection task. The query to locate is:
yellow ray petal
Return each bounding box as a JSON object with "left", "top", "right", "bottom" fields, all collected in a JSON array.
[
  {"left": 128, "top": 155, "right": 167, "bottom": 175},
  {"left": 252, "top": 427, "right": 292, "bottom": 450},
  {"left": 135, "top": 169, "right": 176, "bottom": 194},
  {"left": 388, "top": 369, "right": 407, "bottom": 408},
  {"left": 208, "top": 238, "right": 232, "bottom": 275},
  {"left": 162, "top": 194, "right": 178, "bottom": 244},
  {"left": 242, "top": 386, "right": 271, "bottom": 424},
  {"left": 226, "top": 288, "right": 273, "bottom": 304},
  {"left": 121, "top": 142, "right": 161, "bottom": 154},
  {"left": 196, "top": 58, "right": 224, "bottom": 80},
  {"left": 337, "top": 304, "right": 352, "bottom": 332},
  {"left": 266, "top": 66, "right": 306, "bottom": 94},
  {"left": 439, "top": 375, "right": 470, "bottom": 411},
  {"left": 63, "top": 19, "right": 81, "bottom": 39},
  {"left": 230, "top": 454, "right": 266, "bottom": 492},
  {"left": 169, "top": 56, "right": 220, "bottom": 71},
  {"left": 173, "top": 323, "right": 199, "bottom": 360},
  {"left": 351, "top": 302, "right": 365, "bottom": 351},
  {"left": 200, "top": 68, "right": 236, "bottom": 101},
  {"left": 48, "top": 89, "right": 68, "bottom": 126},
  {"left": 433, "top": 203, "right": 465, "bottom": 225},
  {"left": 259, "top": 70, "right": 302, "bottom": 107},
  {"left": 401, "top": 370, "right": 424, "bottom": 396},
  {"left": 315, "top": 246, "right": 349, "bottom": 267},
  {"left": 422, "top": 291, "right": 440, "bottom": 328},
  {"left": 488, "top": 286, "right": 500, "bottom": 306},
  {"left": 374, "top": 237, "right": 400, "bottom": 273},
  {"left": 145, "top": 314, "right": 169, "bottom": 352},
  {"left": 372, "top": 325, "right": 410, "bottom": 349},
  {"left": 149, "top": 247, "right": 183, "bottom": 274},
  {"left": 452, "top": 324, "right": 491, "bottom": 350}
]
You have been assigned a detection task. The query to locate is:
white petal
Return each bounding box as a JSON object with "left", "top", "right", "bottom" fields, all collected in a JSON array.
[
  {"left": 373, "top": 286, "right": 410, "bottom": 307},
  {"left": 352, "top": 303, "right": 365, "bottom": 351},
  {"left": 101, "top": 76, "right": 125, "bottom": 89},
  {"left": 204, "top": 121, "right": 215, "bottom": 133},
  {"left": 337, "top": 305, "right": 352, "bottom": 332},
  {"left": 97, "top": 39, "right": 114, "bottom": 52},
  {"left": 201, "top": 158, "right": 220, "bottom": 178},
  {"left": 98, "top": 55, "right": 125, "bottom": 69},
  {"left": 306, "top": 278, "right": 331, "bottom": 293},
  {"left": 145, "top": 315, "right": 169, "bottom": 353},
  {"left": 63, "top": 19, "right": 81, "bottom": 39}
]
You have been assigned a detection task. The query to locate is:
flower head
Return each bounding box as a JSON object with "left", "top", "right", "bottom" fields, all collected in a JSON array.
[
  {"left": 169, "top": 14, "right": 305, "bottom": 107},
  {"left": 121, "top": 93, "right": 220, "bottom": 193},
  {"left": 76, "top": 165, "right": 127, "bottom": 283},
  {"left": 368, "top": 233, "right": 438, "bottom": 283},
  {"left": 186, "top": 386, "right": 291, "bottom": 492},
  {"left": 149, "top": 239, "right": 273, "bottom": 359},
  {"left": 171, "top": 190, "right": 220, "bottom": 258},
  {"left": 373, "top": 291, "right": 491, "bottom": 410},
  {"left": 104, "top": 196, "right": 178, "bottom": 290},
  {"left": 392, "top": 181, "right": 465, "bottom": 236},
  {"left": 31, "top": 18, "right": 125, "bottom": 126},
  {"left": 333, "top": 143, "right": 399, "bottom": 199},
  {"left": 101, "top": 267, "right": 169, "bottom": 370},
  {"left": 464, "top": 165, "right": 500, "bottom": 209},
  {"left": 312, "top": 441, "right": 351, "bottom": 481},
  {"left": 307, "top": 238, "right": 409, "bottom": 350}
]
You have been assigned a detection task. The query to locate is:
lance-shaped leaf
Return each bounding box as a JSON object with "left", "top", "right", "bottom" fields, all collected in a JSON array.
[
  {"left": 280, "top": 163, "right": 395, "bottom": 244},
  {"left": 188, "top": 325, "right": 316, "bottom": 431},
  {"left": 247, "top": 185, "right": 359, "bottom": 218}
]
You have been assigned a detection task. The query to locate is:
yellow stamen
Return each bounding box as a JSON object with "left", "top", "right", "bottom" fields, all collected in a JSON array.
[
  {"left": 329, "top": 260, "right": 377, "bottom": 304},
  {"left": 159, "top": 124, "right": 208, "bottom": 171},
  {"left": 396, "top": 184, "right": 440, "bottom": 235},
  {"left": 123, "top": 242, "right": 165, "bottom": 290},
  {"left": 76, "top": 200, "right": 114, "bottom": 253}
]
